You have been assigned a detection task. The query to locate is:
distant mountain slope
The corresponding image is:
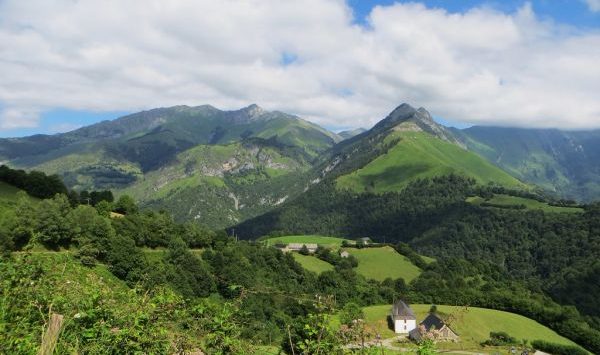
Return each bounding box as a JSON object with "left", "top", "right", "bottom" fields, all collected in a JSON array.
[
  {"left": 337, "top": 128, "right": 367, "bottom": 140},
  {"left": 316, "top": 104, "right": 525, "bottom": 193},
  {"left": 121, "top": 138, "right": 310, "bottom": 226},
  {"left": 453, "top": 126, "right": 600, "bottom": 201},
  {"left": 3, "top": 104, "right": 339, "bottom": 181},
  {"left": 0, "top": 105, "right": 339, "bottom": 228},
  {"left": 336, "top": 131, "right": 525, "bottom": 193}
]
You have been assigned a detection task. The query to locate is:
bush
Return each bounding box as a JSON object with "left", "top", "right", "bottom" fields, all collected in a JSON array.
[
  {"left": 531, "top": 340, "right": 588, "bottom": 355},
  {"left": 482, "top": 331, "right": 518, "bottom": 346}
]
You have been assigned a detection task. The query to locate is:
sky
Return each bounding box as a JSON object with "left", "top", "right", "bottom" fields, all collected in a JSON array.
[{"left": 0, "top": 0, "right": 599, "bottom": 137}]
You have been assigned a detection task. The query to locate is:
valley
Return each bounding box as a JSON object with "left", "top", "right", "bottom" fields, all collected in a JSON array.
[{"left": 1, "top": 103, "right": 599, "bottom": 354}]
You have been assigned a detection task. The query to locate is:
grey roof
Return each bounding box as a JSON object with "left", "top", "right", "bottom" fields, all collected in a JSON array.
[
  {"left": 391, "top": 300, "right": 416, "bottom": 319},
  {"left": 420, "top": 313, "right": 446, "bottom": 331}
]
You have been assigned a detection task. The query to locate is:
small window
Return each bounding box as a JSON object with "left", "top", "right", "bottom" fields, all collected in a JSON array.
[{"left": 404, "top": 325, "right": 407, "bottom": 330}]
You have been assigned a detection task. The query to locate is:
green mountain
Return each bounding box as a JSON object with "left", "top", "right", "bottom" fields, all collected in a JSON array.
[
  {"left": 453, "top": 126, "right": 600, "bottom": 201},
  {"left": 0, "top": 105, "right": 340, "bottom": 228},
  {"left": 318, "top": 104, "right": 526, "bottom": 193}
]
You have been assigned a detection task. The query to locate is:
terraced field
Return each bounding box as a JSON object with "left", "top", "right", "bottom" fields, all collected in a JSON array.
[
  {"left": 291, "top": 253, "right": 334, "bottom": 274},
  {"left": 342, "top": 246, "right": 422, "bottom": 282}
]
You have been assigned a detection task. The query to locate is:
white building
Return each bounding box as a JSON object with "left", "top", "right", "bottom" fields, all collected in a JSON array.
[{"left": 391, "top": 300, "right": 417, "bottom": 334}]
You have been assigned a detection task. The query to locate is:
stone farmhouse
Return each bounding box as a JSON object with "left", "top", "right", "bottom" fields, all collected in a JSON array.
[{"left": 409, "top": 313, "right": 459, "bottom": 342}]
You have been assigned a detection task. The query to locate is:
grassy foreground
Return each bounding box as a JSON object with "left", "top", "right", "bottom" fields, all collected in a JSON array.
[
  {"left": 362, "top": 304, "right": 580, "bottom": 349},
  {"left": 343, "top": 246, "right": 422, "bottom": 282}
]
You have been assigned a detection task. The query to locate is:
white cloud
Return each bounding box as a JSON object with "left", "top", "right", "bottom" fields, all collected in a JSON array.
[
  {"left": 0, "top": 0, "right": 599, "bottom": 131},
  {"left": 585, "top": 0, "right": 600, "bottom": 12}
]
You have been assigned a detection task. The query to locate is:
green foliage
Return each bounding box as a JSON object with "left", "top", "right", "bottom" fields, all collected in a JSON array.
[
  {"left": 299, "top": 244, "right": 310, "bottom": 255},
  {"left": 0, "top": 254, "right": 184, "bottom": 354},
  {"left": 195, "top": 299, "right": 249, "bottom": 355},
  {"left": 482, "top": 331, "right": 518, "bottom": 346},
  {"left": 94, "top": 199, "right": 112, "bottom": 217},
  {"left": 113, "top": 194, "right": 138, "bottom": 215},
  {"left": 163, "top": 238, "right": 216, "bottom": 298},
  {"left": 0, "top": 165, "right": 67, "bottom": 199},
  {"left": 288, "top": 296, "right": 344, "bottom": 355},
  {"left": 339, "top": 302, "right": 364, "bottom": 326},
  {"left": 417, "top": 339, "right": 437, "bottom": 355},
  {"left": 531, "top": 340, "right": 588, "bottom": 355},
  {"left": 35, "top": 194, "right": 74, "bottom": 247}
]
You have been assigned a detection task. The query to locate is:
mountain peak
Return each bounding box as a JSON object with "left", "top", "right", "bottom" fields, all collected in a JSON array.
[
  {"left": 242, "top": 103, "right": 266, "bottom": 116},
  {"left": 369, "top": 103, "right": 464, "bottom": 147},
  {"left": 371, "top": 103, "right": 418, "bottom": 132},
  {"left": 226, "top": 104, "right": 268, "bottom": 124}
]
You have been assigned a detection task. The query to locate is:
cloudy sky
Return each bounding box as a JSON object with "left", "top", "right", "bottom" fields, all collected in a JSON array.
[{"left": 0, "top": 0, "right": 599, "bottom": 137}]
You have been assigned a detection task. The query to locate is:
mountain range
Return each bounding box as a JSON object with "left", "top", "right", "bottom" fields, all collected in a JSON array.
[{"left": 2, "top": 103, "right": 600, "bottom": 227}]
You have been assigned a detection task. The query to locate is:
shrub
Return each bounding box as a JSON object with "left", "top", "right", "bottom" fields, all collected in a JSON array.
[{"left": 531, "top": 340, "right": 588, "bottom": 355}]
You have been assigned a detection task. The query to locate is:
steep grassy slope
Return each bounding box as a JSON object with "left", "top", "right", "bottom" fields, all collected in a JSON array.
[
  {"left": 0, "top": 181, "right": 22, "bottom": 200},
  {"left": 337, "top": 132, "right": 526, "bottom": 193},
  {"left": 291, "top": 253, "right": 335, "bottom": 274},
  {"left": 342, "top": 246, "right": 422, "bottom": 282},
  {"left": 362, "top": 304, "right": 581, "bottom": 349},
  {"left": 454, "top": 126, "right": 600, "bottom": 201}
]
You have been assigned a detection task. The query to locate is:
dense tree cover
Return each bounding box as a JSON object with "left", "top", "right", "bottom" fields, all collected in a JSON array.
[
  {"left": 0, "top": 189, "right": 411, "bottom": 351},
  {"left": 77, "top": 189, "right": 114, "bottom": 206},
  {"left": 237, "top": 175, "right": 600, "bottom": 352},
  {"left": 0, "top": 164, "right": 67, "bottom": 198},
  {"left": 1, "top": 170, "right": 599, "bottom": 352}
]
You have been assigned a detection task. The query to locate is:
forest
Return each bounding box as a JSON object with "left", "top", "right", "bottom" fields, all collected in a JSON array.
[{"left": 1, "top": 166, "right": 599, "bottom": 353}]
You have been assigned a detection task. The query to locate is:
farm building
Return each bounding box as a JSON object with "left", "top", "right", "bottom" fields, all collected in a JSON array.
[
  {"left": 356, "top": 237, "right": 372, "bottom": 245},
  {"left": 391, "top": 300, "right": 417, "bottom": 334},
  {"left": 409, "top": 313, "right": 459, "bottom": 342},
  {"left": 340, "top": 251, "right": 350, "bottom": 258},
  {"left": 276, "top": 243, "right": 318, "bottom": 253}
]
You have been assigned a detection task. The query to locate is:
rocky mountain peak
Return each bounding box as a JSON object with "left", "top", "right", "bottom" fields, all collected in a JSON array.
[
  {"left": 370, "top": 103, "right": 464, "bottom": 147},
  {"left": 226, "top": 104, "right": 269, "bottom": 124}
]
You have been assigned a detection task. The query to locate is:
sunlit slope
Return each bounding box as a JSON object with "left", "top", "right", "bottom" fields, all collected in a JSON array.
[{"left": 336, "top": 132, "right": 526, "bottom": 193}]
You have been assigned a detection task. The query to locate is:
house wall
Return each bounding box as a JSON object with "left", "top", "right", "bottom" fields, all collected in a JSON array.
[{"left": 394, "top": 319, "right": 416, "bottom": 334}]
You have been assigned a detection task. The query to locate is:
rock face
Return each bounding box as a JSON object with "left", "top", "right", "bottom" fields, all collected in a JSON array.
[
  {"left": 225, "top": 104, "right": 269, "bottom": 124},
  {"left": 371, "top": 103, "right": 464, "bottom": 146}
]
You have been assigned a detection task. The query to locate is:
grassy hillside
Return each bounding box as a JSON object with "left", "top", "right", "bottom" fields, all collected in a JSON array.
[
  {"left": 467, "top": 194, "right": 584, "bottom": 213},
  {"left": 343, "top": 246, "right": 422, "bottom": 282},
  {"left": 362, "top": 304, "right": 580, "bottom": 349},
  {"left": 0, "top": 181, "right": 23, "bottom": 200},
  {"left": 336, "top": 132, "right": 526, "bottom": 193},
  {"left": 291, "top": 253, "right": 334, "bottom": 274},
  {"left": 262, "top": 235, "right": 353, "bottom": 247},
  {"left": 456, "top": 126, "right": 600, "bottom": 201}
]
